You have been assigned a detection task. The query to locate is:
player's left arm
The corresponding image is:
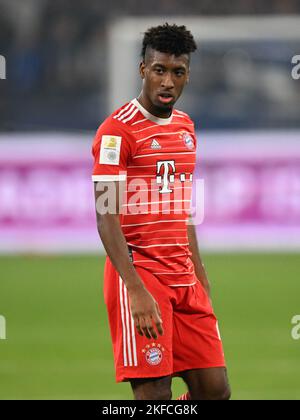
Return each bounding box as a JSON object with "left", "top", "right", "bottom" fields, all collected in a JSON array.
[
  {"left": 187, "top": 222, "right": 211, "bottom": 298},
  {"left": 187, "top": 125, "right": 211, "bottom": 296}
]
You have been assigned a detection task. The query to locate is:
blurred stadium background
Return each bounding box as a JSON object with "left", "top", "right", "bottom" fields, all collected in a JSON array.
[{"left": 0, "top": 0, "right": 300, "bottom": 400}]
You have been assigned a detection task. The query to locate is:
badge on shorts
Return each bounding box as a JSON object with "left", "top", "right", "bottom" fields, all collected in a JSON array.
[
  {"left": 100, "top": 135, "right": 122, "bottom": 165},
  {"left": 142, "top": 343, "right": 165, "bottom": 366}
]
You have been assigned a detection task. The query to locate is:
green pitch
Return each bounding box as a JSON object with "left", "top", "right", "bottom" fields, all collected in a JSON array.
[{"left": 0, "top": 254, "right": 299, "bottom": 400}]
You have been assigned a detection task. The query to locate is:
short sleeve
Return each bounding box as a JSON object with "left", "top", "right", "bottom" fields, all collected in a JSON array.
[{"left": 92, "top": 118, "right": 133, "bottom": 182}]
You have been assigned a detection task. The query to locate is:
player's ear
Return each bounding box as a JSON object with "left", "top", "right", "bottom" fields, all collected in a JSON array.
[{"left": 139, "top": 61, "right": 146, "bottom": 79}]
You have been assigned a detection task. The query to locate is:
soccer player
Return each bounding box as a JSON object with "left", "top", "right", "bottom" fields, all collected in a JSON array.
[{"left": 92, "top": 23, "right": 231, "bottom": 400}]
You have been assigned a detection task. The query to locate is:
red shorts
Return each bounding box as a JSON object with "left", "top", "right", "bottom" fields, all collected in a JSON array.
[{"left": 104, "top": 258, "right": 226, "bottom": 382}]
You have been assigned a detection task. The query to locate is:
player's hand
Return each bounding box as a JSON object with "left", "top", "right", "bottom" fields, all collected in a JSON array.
[{"left": 128, "top": 285, "right": 164, "bottom": 340}]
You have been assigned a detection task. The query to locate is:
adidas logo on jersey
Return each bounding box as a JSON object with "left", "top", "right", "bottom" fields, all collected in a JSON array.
[{"left": 151, "top": 139, "right": 161, "bottom": 150}]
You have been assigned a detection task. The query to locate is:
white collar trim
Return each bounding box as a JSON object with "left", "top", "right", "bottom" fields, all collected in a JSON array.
[{"left": 132, "top": 98, "right": 173, "bottom": 126}]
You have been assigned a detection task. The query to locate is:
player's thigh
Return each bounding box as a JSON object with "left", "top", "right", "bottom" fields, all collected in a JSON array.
[
  {"left": 172, "top": 282, "right": 226, "bottom": 374},
  {"left": 181, "top": 367, "right": 231, "bottom": 401},
  {"left": 130, "top": 375, "right": 172, "bottom": 400},
  {"left": 104, "top": 260, "right": 175, "bottom": 383}
]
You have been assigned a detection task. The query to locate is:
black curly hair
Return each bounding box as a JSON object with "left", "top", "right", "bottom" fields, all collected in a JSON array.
[{"left": 141, "top": 23, "right": 197, "bottom": 61}]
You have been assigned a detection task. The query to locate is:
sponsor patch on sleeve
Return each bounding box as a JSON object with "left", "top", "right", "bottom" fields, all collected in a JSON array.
[{"left": 99, "top": 135, "right": 122, "bottom": 165}]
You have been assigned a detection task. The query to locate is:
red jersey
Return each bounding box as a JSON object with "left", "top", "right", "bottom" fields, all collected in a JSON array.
[{"left": 92, "top": 98, "right": 197, "bottom": 286}]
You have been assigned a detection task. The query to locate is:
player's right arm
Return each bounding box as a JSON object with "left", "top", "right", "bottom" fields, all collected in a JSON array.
[{"left": 92, "top": 120, "right": 163, "bottom": 340}]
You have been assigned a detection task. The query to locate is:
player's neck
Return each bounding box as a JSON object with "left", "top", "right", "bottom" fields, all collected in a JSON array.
[{"left": 137, "top": 93, "right": 173, "bottom": 119}]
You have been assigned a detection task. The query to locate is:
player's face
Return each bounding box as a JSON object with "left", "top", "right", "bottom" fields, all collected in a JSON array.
[{"left": 139, "top": 48, "right": 190, "bottom": 116}]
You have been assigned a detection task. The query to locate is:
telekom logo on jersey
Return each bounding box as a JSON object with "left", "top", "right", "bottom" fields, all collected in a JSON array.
[
  {"left": 96, "top": 160, "right": 205, "bottom": 225},
  {"left": 156, "top": 160, "right": 177, "bottom": 193}
]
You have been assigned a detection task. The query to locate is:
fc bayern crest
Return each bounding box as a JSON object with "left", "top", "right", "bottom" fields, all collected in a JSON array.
[
  {"left": 181, "top": 132, "right": 195, "bottom": 150},
  {"left": 142, "top": 343, "right": 165, "bottom": 366}
]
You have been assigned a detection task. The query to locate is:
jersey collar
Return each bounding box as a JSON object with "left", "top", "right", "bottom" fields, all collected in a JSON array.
[{"left": 132, "top": 98, "right": 173, "bottom": 126}]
